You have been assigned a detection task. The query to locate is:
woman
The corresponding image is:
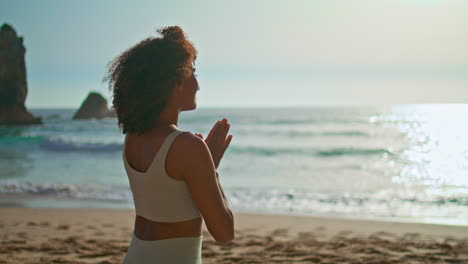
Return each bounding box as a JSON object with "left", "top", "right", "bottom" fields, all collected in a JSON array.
[{"left": 105, "top": 26, "right": 234, "bottom": 263}]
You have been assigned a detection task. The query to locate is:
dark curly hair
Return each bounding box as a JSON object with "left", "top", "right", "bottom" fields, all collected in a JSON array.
[{"left": 104, "top": 26, "right": 197, "bottom": 135}]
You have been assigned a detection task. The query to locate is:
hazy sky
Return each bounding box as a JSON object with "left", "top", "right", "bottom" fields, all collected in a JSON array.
[{"left": 2, "top": 0, "right": 467, "bottom": 108}]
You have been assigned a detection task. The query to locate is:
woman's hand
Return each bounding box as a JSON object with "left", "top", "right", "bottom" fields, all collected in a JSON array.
[{"left": 195, "top": 118, "right": 232, "bottom": 169}]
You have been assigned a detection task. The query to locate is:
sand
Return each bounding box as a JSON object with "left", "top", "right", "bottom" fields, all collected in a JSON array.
[{"left": 0, "top": 207, "right": 467, "bottom": 264}]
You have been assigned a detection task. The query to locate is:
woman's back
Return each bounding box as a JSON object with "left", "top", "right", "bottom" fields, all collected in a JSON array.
[
  {"left": 123, "top": 129, "right": 202, "bottom": 223},
  {"left": 123, "top": 128, "right": 204, "bottom": 264}
]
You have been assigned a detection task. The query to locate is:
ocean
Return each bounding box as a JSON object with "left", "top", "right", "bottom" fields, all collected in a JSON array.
[{"left": 0, "top": 105, "right": 467, "bottom": 225}]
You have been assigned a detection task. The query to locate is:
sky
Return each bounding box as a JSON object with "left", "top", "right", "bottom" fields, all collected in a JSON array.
[{"left": 1, "top": 0, "right": 467, "bottom": 108}]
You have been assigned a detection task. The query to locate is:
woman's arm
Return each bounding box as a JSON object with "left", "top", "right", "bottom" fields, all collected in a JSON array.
[
  {"left": 179, "top": 133, "right": 234, "bottom": 244},
  {"left": 216, "top": 171, "right": 233, "bottom": 218}
]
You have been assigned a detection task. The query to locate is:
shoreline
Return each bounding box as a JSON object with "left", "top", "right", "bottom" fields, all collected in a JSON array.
[
  {"left": 1, "top": 192, "right": 466, "bottom": 227},
  {"left": 1, "top": 207, "right": 467, "bottom": 263}
]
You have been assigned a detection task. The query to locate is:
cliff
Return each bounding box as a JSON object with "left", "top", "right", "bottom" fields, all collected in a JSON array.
[{"left": 0, "top": 23, "right": 42, "bottom": 125}]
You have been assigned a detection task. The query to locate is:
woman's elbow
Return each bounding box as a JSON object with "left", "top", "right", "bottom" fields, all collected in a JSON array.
[
  {"left": 213, "top": 223, "right": 235, "bottom": 244},
  {"left": 215, "top": 231, "right": 235, "bottom": 244}
]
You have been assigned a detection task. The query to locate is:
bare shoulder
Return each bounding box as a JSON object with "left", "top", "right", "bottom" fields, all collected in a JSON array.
[
  {"left": 172, "top": 131, "right": 211, "bottom": 162},
  {"left": 171, "top": 131, "right": 214, "bottom": 180},
  {"left": 175, "top": 131, "right": 208, "bottom": 151}
]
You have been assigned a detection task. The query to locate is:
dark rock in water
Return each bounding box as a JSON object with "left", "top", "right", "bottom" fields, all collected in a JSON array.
[
  {"left": 0, "top": 23, "right": 42, "bottom": 125},
  {"left": 73, "top": 91, "right": 116, "bottom": 119},
  {"left": 45, "top": 114, "right": 61, "bottom": 120}
]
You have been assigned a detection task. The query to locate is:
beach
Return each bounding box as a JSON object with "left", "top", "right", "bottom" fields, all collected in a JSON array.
[
  {"left": 0, "top": 207, "right": 466, "bottom": 264},
  {"left": 2, "top": 0, "right": 468, "bottom": 262},
  {"left": 1, "top": 106, "right": 468, "bottom": 263}
]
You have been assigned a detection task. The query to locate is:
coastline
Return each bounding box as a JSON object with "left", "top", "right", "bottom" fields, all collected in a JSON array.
[
  {"left": 1, "top": 192, "right": 466, "bottom": 227},
  {"left": 1, "top": 207, "right": 467, "bottom": 263}
]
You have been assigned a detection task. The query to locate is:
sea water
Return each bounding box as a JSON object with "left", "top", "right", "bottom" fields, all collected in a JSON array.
[{"left": 0, "top": 105, "right": 467, "bottom": 225}]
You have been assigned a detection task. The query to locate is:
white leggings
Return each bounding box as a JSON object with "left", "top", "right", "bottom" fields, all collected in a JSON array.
[{"left": 122, "top": 233, "right": 203, "bottom": 264}]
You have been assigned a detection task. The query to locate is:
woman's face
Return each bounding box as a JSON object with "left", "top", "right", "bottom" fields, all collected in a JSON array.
[{"left": 178, "top": 64, "right": 199, "bottom": 111}]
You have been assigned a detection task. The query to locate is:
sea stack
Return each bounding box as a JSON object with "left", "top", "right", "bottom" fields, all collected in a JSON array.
[
  {"left": 0, "top": 23, "right": 42, "bottom": 125},
  {"left": 73, "top": 91, "right": 116, "bottom": 119}
]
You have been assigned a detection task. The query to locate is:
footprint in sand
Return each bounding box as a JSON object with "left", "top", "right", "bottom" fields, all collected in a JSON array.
[
  {"left": 56, "top": 225, "right": 70, "bottom": 230},
  {"left": 265, "top": 242, "right": 284, "bottom": 251},
  {"left": 333, "top": 230, "right": 353, "bottom": 239},
  {"left": 270, "top": 228, "right": 289, "bottom": 237},
  {"left": 94, "top": 231, "right": 105, "bottom": 236},
  {"left": 39, "top": 221, "right": 50, "bottom": 227},
  {"left": 297, "top": 231, "right": 316, "bottom": 239},
  {"left": 338, "top": 230, "right": 353, "bottom": 236},
  {"left": 245, "top": 239, "right": 264, "bottom": 246}
]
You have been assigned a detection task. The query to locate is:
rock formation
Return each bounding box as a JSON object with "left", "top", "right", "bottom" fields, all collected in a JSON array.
[
  {"left": 73, "top": 91, "right": 116, "bottom": 119},
  {"left": 0, "top": 23, "right": 42, "bottom": 125}
]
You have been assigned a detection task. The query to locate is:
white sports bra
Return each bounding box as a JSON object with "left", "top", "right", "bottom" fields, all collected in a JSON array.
[{"left": 123, "top": 130, "right": 202, "bottom": 222}]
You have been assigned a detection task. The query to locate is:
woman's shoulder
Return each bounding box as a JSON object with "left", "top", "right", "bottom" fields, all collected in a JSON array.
[
  {"left": 172, "top": 131, "right": 215, "bottom": 181},
  {"left": 177, "top": 130, "right": 199, "bottom": 142},
  {"left": 174, "top": 131, "right": 209, "bottom": 153}
]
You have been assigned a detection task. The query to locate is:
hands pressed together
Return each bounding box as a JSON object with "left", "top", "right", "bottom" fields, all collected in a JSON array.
[{"left": 195, "top": 118, "right": 232, "bottom": 169}]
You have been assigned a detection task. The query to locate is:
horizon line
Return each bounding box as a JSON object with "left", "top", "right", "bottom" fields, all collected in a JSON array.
[{"left": 27, "top": 103, "right": 468, "bottom": 110}]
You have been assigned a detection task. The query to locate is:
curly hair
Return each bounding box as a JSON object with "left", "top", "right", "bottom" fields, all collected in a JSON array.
[{"left": 104, "top": 26, "right": 197, "bottom": 135}]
